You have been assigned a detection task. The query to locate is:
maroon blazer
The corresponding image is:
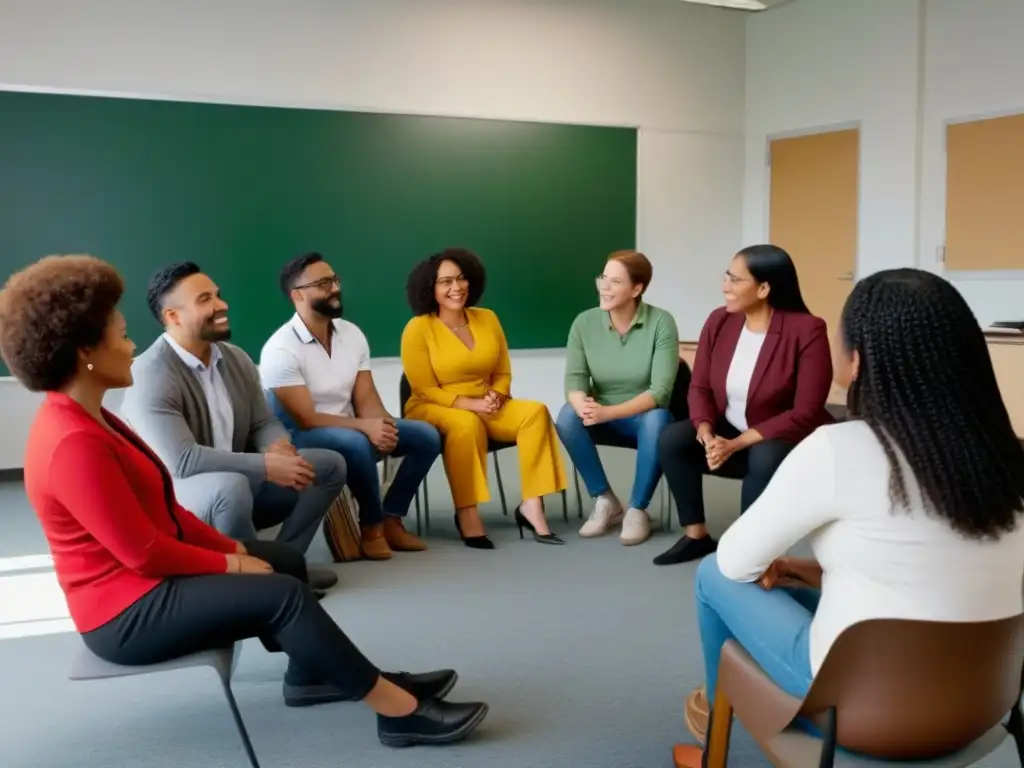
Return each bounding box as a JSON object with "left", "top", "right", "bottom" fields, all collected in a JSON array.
[{"left": 688, "top": 306, "right": 834, "bottom": 444}]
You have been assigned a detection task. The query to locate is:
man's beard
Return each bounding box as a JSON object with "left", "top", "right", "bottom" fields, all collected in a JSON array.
[
  {"left": 312, "top": 294, "right": 343, "bottom": 319},
  {"left": 199, "top": 312, "right": 232, "bottom": 342}
]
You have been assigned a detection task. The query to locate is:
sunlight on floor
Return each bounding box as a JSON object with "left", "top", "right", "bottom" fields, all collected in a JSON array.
[{"left": 0, "top": 555, "right": 73, "bottom": 640}]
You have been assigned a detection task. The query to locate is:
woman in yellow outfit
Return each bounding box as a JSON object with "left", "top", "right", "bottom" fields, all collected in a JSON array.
[{"left": 401, "top": 248, "right": 567, "bottom": 549}]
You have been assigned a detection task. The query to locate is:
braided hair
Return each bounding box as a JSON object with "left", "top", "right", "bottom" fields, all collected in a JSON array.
[{"left": 842, "top": 268, "right": 1024, "bottom": 539}]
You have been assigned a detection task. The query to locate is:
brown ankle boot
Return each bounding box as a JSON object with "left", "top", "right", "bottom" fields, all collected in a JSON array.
[
  {"left": 360, "top": 523, "right": 393, "bottom": 560},
  {"left": 383, "top": 517, "right": 428, "bottom": 552},
  {"left": 684, "top": 683, "right": 709, "bottom": 744}
]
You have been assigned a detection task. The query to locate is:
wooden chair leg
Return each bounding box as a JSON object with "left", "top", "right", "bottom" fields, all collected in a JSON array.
[{"left": 704, "top": 687, "right": 734, "bottom": 768}]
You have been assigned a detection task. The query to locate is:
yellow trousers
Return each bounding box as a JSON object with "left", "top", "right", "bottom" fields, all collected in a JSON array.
[{"left": 405, "top": 399, "right": 567, "bottom": 509}]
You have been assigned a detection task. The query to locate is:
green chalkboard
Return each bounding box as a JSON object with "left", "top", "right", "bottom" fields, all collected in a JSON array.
[{"left": 0, "top": 90, "right": 637, "bottom": 376}]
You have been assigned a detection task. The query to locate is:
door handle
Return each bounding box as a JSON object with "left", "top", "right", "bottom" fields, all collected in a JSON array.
[{"left": 837, "top": 272, "right": 854, "bottom": 281}]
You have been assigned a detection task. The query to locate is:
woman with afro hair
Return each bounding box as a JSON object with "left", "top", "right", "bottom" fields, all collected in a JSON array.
[
  {"left": 401, "top": 248, "right": 567, "bottom": 549},
  {"left": 0, "top": 254, "right": 490, "bottom": 749}
]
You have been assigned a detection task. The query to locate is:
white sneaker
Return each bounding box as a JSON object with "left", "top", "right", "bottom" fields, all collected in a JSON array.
[
  {"left": 579, "top": 495, "right": 624, "bottom": 538},
  {"left": 620, "top": 508, "right": 651, "bottom": 546}
]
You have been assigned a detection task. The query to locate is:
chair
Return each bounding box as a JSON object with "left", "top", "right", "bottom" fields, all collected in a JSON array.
[
  {"left": 399, "top": 374, "right": 569, "bottom": 531},
  {"left": 264, "top": 389, "right": 423, "bottom": 536},
  {"left": 69, "top": 641, "right": 261, "bottom": 768},
  {"left": 690, "top": 615, "right": 1024, "bottom": 768},
  {"left": 570, "top": 358, "right": 693, "bottom": 531}
]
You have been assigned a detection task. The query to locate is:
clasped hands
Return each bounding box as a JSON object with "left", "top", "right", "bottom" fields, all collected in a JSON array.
[
  {"left": 697, "top": 425, "right": 738, "bottom": 472},
  {"left": 263, "top": 438, "right": 316, "bottom": 491},
  {"left": 463, "top": 390, "right": 507, "bottom": 415},
  {"left": 758, "top": 556, "right": 822, "bottom": 591},
  {"left": 359, "top": 416, "right": 399, "bottom": 455},
  {"left": 577, "top": 396, "right": 611, "bottom": 427}
]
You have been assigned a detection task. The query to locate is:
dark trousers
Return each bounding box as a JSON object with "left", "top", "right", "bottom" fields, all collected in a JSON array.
[
  {"left": 657, "top": 419, "right": 793, "bottom": 527},
  {"left": 82, "top": 540, "right": 380, "bottom": 699}
]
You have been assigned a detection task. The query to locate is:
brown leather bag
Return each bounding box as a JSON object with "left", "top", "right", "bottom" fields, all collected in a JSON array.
[{"left": 322, "top": 488, "right": 363, "bottom": 562}]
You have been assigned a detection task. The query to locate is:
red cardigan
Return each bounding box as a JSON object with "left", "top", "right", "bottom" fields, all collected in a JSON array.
[
  {"left": 23, "top": 393, "right": 237, "bottom": 633},
  {"left": 688, "top": 307, "right": 833, "bottom": 444}
]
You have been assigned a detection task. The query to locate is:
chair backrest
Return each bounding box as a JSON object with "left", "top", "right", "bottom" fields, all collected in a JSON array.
[
  {"left": 399, "top": 374, "right": 413, "bottom": 418},
  {"left": 799, "top": 615, "right": 1024, "bottom": 760},
  {"left": 668, "top": 359, "right": 692, "bottom": 421}
]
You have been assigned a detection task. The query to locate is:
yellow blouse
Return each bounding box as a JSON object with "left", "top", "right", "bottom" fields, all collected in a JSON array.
[{"left": 400, "top": 308, "right": 512, "bottom": 408}]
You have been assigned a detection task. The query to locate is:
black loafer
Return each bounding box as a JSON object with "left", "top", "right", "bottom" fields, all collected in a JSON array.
[
  {"left": 378, "top": 699, "right": 489, "bottom": 748},
  {"left": 652, "top": 535, "right": 717, "bottom": 566},
  {"left": 284, "top": 668, "right": 458, "bottom": 708},
  {"left": 383, "top": 669, "right": 458, "bottom": 701}
]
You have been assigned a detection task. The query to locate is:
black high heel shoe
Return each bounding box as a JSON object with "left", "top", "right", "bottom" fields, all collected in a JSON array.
[
  {"left": 454, "top": 514, "right": 495, "bottom": 550},
  {"left": 514, "top": 507, "right": 564, "bottom": 545}
]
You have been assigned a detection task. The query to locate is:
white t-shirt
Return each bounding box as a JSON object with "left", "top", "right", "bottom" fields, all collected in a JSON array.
[
  {"left": 716, "top": 419, "right": 1024, "bottom": 675},
  {"left": 259, "top": 314, "right": 371, "bottom": 418},
  {"left": 724, "top": 326, "right": 766, "bottom": 432}
]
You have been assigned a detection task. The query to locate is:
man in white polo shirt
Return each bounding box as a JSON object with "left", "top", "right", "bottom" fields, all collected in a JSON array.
[{"left": 260, "top": 252, "right": 440, "bottom": 558}]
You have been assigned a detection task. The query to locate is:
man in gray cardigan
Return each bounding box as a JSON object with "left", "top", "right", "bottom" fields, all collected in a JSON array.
[{"left": 120, "top": 262, "right": 345, "bottom": 590}]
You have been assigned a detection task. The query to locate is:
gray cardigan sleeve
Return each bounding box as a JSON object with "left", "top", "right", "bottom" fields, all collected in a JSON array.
[{"left": 121, "top": 357, "right": 268, "bottom": 484}]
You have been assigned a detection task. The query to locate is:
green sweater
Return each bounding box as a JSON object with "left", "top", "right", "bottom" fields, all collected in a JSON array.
[{"left": 564, "top": 302, "right": 680, "bottom": 408}]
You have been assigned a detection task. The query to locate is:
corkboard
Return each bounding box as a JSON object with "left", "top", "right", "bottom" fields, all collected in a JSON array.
[{"left": 945, "top": 112, "right": 1024, "bottom": 270}]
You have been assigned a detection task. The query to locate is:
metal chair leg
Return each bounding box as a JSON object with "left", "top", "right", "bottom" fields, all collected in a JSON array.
[
  {"left": 424, "top": 480, "right": 431, "bottom": 531},
  {"left": 660, "top": 480, "right": 672, "bottom": 532},
  {"left": 561, "top": 489, "right": 568, "bottom": 522},
  {"left": 573, "top": 468, "right": 584, "bottom": 519},
  {"left": 493, "top": 453, "right": 509, "bottom": 516},
  {"left": 1006, "top": 701, "right": 1024, "bottom": 765},
  {"left": 414, "top": 488, "right": 422, "bottom": 536},
  {"left": 219, "top": 677, "right": 262, "bottom": 768}
]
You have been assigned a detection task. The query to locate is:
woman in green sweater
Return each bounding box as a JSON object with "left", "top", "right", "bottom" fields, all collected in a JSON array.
[{"left": 556, "top": 250, "right": 679, "bottom": 546}]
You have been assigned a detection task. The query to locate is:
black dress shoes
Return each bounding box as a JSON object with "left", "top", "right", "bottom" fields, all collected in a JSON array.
[
  {"left": 383, "top": 669, "right": 458, "bottom": 701},
  {"left": 378, "top": 699, "right": 490, "bottom": 748},
  {"left": 307, "top": 567, "right": 339, "bottom": 590},
  {"left": 652, "top": 535, "right": 718, "bottom": 566},
  {"left": 284, "top": 668, "right": 458, "bottom": 708}
]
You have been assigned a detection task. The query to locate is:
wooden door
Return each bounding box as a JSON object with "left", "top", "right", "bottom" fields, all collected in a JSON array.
[{"left": 768, "top": 128, "right": 859, "bottom": 404}]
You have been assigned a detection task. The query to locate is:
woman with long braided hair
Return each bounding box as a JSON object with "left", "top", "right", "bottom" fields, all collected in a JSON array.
[{"left": 674, "top": 268, "right": 1024, "bottom": 763}]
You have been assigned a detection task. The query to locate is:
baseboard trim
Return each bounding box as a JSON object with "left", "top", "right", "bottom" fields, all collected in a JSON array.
[{"left": 0, "top": 468, "right": 24, "bottom": 483}]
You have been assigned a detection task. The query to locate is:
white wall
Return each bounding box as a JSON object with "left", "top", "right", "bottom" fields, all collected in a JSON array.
[
  {"left": 919, "top": 0, "right": 1024, "bottom": 317},
  {"left": 0, "top": 0, "right": 747, "bottom": 468},
  {"left": 744, "top": 0, "right": 1024, "bottom": 323}
]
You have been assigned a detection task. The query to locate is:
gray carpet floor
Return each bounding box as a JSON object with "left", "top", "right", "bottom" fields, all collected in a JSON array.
[{"left": 0, "top": 452, "right": 1019, "bottom": 768}]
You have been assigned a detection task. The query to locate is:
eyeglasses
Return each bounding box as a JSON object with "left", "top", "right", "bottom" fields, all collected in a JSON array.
[
  {"left": 723, "top": 271, "right": 752, "bottom": 285},
  {"left": 595, "top": 274, "right": 627, "bottom": 288},
  {"left": 436, "top": 275, "right": 469, "bottom": 289},
  {"left": 294, "top": 275, "right": 340, "bottom": 291}
]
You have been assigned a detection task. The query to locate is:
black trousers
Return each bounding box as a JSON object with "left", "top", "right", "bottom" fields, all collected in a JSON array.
[
  {"left": 82, "top": 540, "right": 379, "bottom": 699},
  {"left": 657, "top": 419, "right": 793, "bottom": 527}
]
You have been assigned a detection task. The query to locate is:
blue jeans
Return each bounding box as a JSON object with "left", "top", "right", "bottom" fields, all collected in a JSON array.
[
  {"left": 554, "top": 403, "right": 672, "bottom": 510},
  {"left": 696, "top": 553, "right": 816, "bottom": 706},
  {"left": 290, "top": 420, "right": 441, "bottom": 527}
]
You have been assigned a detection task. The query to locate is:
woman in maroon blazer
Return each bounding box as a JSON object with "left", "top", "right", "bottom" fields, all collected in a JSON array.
[
  {"left": 0, "top": 254, "right": 488, "bottom": 749},
  {"left": 653, "top": 245, "right": 832, "bottom": 566}
]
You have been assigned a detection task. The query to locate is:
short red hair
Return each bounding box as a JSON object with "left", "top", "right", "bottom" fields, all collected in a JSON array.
[{"left": 606, "top": 250, "right": 652, "bottom": 295}]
